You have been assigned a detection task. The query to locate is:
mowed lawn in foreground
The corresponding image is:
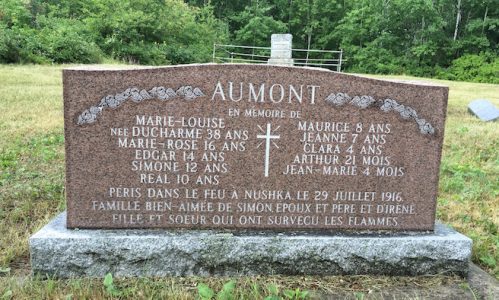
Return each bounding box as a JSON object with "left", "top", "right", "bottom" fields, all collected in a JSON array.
[{"left": 0, "top": 65, "right": 497, "bottom": 298}]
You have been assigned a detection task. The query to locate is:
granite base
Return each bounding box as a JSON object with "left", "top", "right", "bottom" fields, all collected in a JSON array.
[{"left": 30, "top": 212, "right": 472, "bottom": 278}]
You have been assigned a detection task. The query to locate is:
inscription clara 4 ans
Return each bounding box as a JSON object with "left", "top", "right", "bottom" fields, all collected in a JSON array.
[{"left": 64, "top": 64, "right": 447, "bottom": 230}]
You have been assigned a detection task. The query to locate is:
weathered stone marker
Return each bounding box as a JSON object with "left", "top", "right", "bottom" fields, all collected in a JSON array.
[
  {"left": 30, "top": 64, "right": 472, "bottom": 277},
  {"left": 468, "top": 99, "right": 499, "bottom": 121},
  {"left": 268, "top": 34, "right": 294, "bottom": 66}
]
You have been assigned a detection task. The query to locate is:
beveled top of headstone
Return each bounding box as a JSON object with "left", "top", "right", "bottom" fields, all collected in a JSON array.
[
  {"left": 468, "top": 99, "right": 499, "bottom": 122},
  {"left": 271, "top": 34, "right": 293, "bottom": 44},
  {"left": 64, "top": 64, "right": 448, "bottom": 231}
]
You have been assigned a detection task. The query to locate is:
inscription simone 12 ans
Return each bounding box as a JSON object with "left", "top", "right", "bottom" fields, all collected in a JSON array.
[{"left": 66, "top": 65, "right": 447, "bottom": 230}]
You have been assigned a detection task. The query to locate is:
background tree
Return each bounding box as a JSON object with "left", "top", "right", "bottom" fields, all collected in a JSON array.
[{"left": 0, "top": 0, "right": 496, "bottom": 82}]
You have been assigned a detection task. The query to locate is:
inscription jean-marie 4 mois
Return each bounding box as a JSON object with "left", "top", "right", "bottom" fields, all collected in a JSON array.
[{"left": 64, "top": 64, "right": 447, "bottom": 231}]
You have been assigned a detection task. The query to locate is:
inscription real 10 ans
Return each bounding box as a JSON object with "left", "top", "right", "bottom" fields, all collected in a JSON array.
[{"left": 87, "top": 81, "right": 417, "bottom": 228}]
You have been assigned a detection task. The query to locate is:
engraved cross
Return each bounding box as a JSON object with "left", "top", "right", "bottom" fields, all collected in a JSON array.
[{"left": 257, "top": 123, "right": 280, "bottom": 177}]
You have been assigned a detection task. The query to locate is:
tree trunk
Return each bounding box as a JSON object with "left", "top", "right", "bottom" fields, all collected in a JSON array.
[
  {"left": 306, "top": 0, "right": 311, "bottom": 65},
  {"left": 306, "top": 32, "right": 311, "bottom": 65},
  {"left": 482, "top": 5, "right": 488, "bottom": 34},
  {"left": 453, "top": 0, "right": 462, "bottom": 41},
  {"left": 421, "top": 16, "right": 425, "bottom": 44}
]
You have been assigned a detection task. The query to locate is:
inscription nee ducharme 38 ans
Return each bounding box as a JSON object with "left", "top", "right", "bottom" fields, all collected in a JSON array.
[{"left": 90, "top": 81, "right": 417, "bottom": 228}]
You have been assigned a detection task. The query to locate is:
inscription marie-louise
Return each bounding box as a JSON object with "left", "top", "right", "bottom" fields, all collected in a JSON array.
[{"left": 66, "top": 66, "right": 446, "bottom": 231}]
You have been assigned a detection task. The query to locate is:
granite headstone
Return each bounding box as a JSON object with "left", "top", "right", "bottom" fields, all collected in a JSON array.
[
  {"left": 30, "top": 64, "right": 474, "bottom": 278},
  {"left": 64, "top": 64, "right": 448, "bottom": 231}
]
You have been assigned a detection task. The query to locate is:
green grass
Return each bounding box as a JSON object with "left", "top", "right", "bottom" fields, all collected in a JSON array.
[
  {"left": 0, "top": 65, "right": 497, "bottom": 298},
  {"left": 0, "top": 274, "right": 465, "bottom": 299},
  {"left": 0, "top": 65, "right": 66, "bottom": 273},
  {"left": 366, "top": 75, "right": 499, "bottom": 278}
]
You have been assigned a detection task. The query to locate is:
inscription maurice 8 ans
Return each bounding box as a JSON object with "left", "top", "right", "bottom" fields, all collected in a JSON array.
[{"left": 86, "top": 81, "right": 422, "bottom": 229}]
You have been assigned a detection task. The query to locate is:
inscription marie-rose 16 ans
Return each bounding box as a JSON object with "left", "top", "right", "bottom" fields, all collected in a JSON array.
[{"left": 66, "top": 66, "right": 446, "bottom": 230}]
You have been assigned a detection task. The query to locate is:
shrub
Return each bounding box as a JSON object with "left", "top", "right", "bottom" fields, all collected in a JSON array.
[
  {"left": 0, "top": 26, "right": 23, "bottom": 63},
  {"left": 437, "top": 53, "right": 499, "bottom": 84},
  {"left": 0, "top": 18, "right": 103, "bottom": 64},
  {"left": 89, "top": 0, "right": 226, "bottom": 65},
  {"left": 0, "top": 26, "right": 50, "bottom": 63},
  {"left": 36, "top": 17, "right": 103, "bottom": 64},
  {"left": 111, "top": 42, "right": 169, "bottom": 65},
  {"left": 346, "top": 45, "right": 404, "bottom": 75}
]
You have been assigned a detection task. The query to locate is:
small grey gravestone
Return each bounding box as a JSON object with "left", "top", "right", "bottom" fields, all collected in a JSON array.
[{"left": 468, "top": 99, "right": 499, "bottom": 121}]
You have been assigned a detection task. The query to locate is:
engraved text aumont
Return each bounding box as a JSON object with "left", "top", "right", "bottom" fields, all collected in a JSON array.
[{"left": 211, "top": 81, "right": 320, "bottom": 104}]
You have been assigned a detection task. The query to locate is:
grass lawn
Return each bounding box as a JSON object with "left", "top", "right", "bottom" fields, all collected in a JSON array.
[{"left": 0, "top": 65, "right": 497, "bottom": 298}]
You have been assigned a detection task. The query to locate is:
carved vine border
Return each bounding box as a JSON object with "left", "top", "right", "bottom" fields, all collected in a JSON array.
[
  {"left": 77, "top": 86, "right": 435, "bottom": 135},
  {"left": 325, "top": 92, "right": 435, "bottom": 135},
  {"left": 77, "top": 86, "right": 205, "bottom": 125}
]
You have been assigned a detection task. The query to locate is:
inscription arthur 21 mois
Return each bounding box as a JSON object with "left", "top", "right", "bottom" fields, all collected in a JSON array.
[{"left": 64, "top": 64, "right": 447, "bottom": 230}]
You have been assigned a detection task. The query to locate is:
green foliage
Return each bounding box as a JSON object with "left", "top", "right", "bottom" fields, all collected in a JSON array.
[
  {"left": 0, "top": 268, "right": 10, "bottom": 275},
  {"left": 437, "top": 53, "right": 499, "bottom": 84},
  {"left": 354, "top": 292, "right": 365, "bottom": 300},
  {"left": 198, "top": 283, "right": 215, "bottom": 300},
  {"left": 346, "top": 44, "right": 404, "bottom": 75},
  {"left": 197, "top": 280, "right": 236, "bottom": 300},
  {"left": 232, "top": 2, "right": 287, "bottom": 47},
  {"left": 264, "top": 283, "right": 280, "bottom": 300},
  {"left": 103, "top": 273, "right": 121, "bottom": 297},
  {"left": 331, "top": 0, "right": 497, "bottom": 80},
  {"left": 1, "top": 0, "right": 497, "bottom": 82},
  {"left": 0, "top": 17, "right": 99, "bottom": 64},
  {"left": 0, "top": 25, "right": 24, "bottom": 63},
  {"left": 218, "top": 280, "right": 236, "bottom": 300},
  {"left": 196, "top": 281, "right": 310, "bottom": 300},
  {"left": 283, "top": 288, "right": 309, "bottom": 299},
  {"left": 0, "top": 0, "right": 32, "bottom": 28},
  {"left": 0, "top": 0, "right": 227, "bottom": 65},
  {"left": 35, "top": 17, "right": 102, "bottom": 64},
  {"left": 1, "top": 289, "right": 13, "bottom": 300},
  {"left": 0, "top": 130, "right": 65, "bottom": 266},
  {"left": 89, "top": 0, "right": 227, "bottom": 64},
  {"left": 261, "top": 283, "right": 311, "bottom": 300}
]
